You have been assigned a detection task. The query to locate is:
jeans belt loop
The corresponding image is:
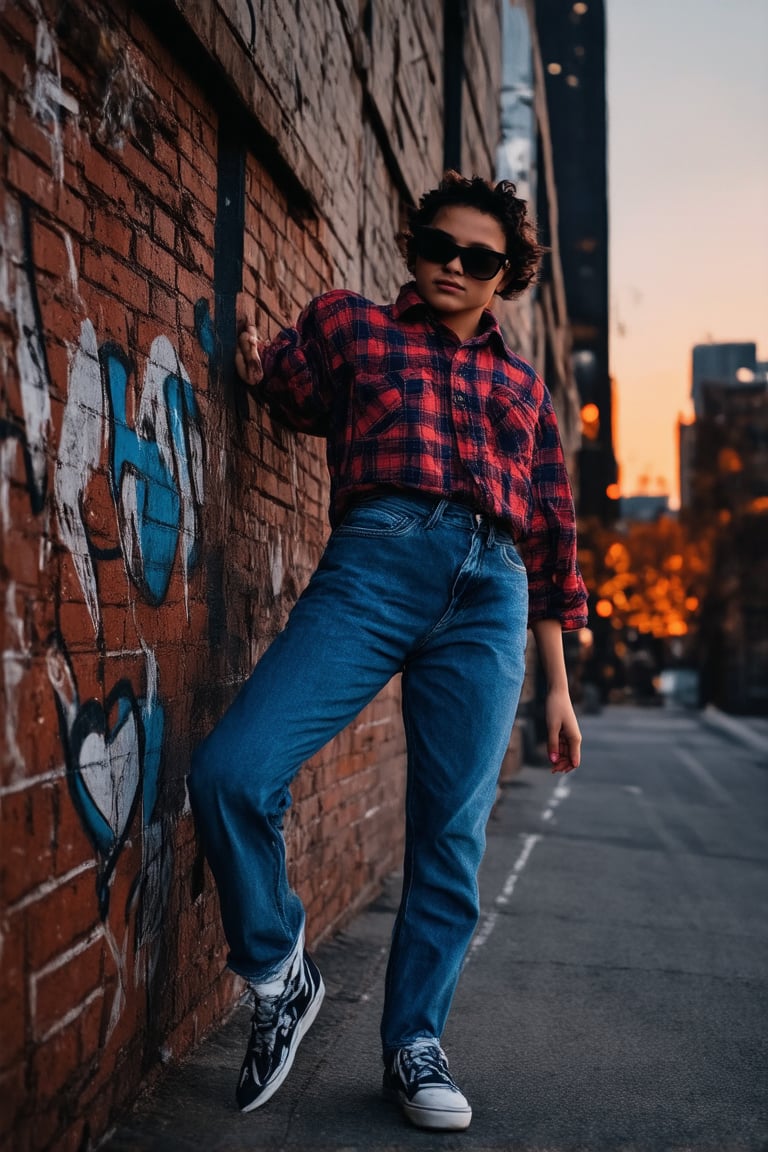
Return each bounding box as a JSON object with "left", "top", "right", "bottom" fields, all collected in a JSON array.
[{"left": 425, "top": 498, "right": 449, "bottom": 530}]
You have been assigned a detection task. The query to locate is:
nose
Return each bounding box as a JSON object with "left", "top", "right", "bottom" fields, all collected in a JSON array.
[{"left": 443, "top": 253, "right": 463, "bottom": 274}]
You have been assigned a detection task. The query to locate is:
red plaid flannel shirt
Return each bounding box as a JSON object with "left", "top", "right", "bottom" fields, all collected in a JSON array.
[{"left": 258, "top": 283, "right": 588, "bottom": 629}]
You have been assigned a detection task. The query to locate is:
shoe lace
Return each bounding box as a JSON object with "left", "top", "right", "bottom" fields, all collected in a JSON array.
[
  {"left": 400, "top": 1041, "right": 451, "bottom": 1086},
  {"left": 249, "top": 982, "right": 296, "bottom": 1057}
]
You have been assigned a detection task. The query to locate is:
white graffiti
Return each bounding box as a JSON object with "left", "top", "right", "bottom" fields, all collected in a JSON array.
[
  {"left": 2, "top": 579, "right": 29, "bottom": 781},
  {"left": 0, "top": 196, "right": 52, "bottom": 516},
  {"left": 27, "top": 0, "right": 80, "bottom": 182},
  {"left": 54, "top": 319, "right": 105, "bottom": 633}
]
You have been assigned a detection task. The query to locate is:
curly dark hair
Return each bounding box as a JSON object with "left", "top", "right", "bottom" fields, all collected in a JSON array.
[{"left": 398, "top": 170, "right": 546, "bottom": 299}]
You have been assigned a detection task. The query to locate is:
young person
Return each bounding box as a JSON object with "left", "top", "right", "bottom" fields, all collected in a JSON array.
[{"left": 188, "top": 171, "right": 587, "bottom": 1131}]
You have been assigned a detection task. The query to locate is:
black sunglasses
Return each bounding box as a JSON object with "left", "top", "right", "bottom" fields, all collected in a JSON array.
[{"left": 412, "top": 226, "right": 510, "bottom": 281}]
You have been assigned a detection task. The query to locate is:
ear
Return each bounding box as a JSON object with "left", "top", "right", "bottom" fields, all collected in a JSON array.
[{"left": 494, "top": 266, "right": 513, "bottom": 296}]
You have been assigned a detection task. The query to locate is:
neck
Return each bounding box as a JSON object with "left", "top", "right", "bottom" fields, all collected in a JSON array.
[{"left": 435, "top": 305, "right": 486, "bottom": 344}]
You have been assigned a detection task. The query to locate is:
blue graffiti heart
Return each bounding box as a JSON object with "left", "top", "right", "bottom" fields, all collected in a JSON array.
[{"left": 67, "top": 681, "right": 143, "bottom": 916}]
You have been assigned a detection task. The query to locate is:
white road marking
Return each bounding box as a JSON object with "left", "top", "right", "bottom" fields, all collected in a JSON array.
[
  {"left": 675, "top": 746, "right": 733, "bottom": 805},
  {"left": 541, "top": 779, "right": 571, "bottom": 823}
]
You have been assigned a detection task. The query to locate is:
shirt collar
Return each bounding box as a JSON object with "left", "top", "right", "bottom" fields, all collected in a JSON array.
[{"left": 392, "top": 281, "right": 513, "bottom": 359}]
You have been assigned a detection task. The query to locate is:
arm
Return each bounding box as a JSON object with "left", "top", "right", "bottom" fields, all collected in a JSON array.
[
  {"left": 518, "top": 388, "right": 589, "bottom": 632},
  {"left": 529, "top": 618, "right": 581, "bottom": 772},
  {"left": 235, "top": 292, "right": 349, "bottom": 436},
  {"left": 520, "top": 385, "right": 587, "bottom": 773}
]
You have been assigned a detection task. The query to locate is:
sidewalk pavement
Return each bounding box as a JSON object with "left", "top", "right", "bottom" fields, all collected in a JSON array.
[
  {"left": 697, "top": 705, "right": 768, "bottom": 758},
  {"left": 103, "top": 705, "right": 768, "bottom": 1151}
]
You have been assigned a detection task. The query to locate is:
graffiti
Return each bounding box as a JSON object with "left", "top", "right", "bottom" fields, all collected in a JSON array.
[
  {"left": 50, "top": 312, "right": 206, "bottom": 959},
  {"left": 1, "top": 197, "right": 53, "bottom": 780},
  {"left": 194, "top": 298, "right": 215, "bottom": 359},
  {"left": 103, "top": 337, "right": 204, "bottom": 608},
  {"left": 49, "top": 307, "right": 206, "bottom": 1005},
  {"left": 1, "top": 185, "right": 208, "bottom": 1019},
  {"left": 26, "top": 0, "right": 80, "bottom": 182},
  {"left": 47, "top": 635, "right": 169, "bottom": 1030},
  {"left": 0, "top": 197, "right": 52, "bottom": 516},
  {"left": 54, "top": 323, "right": 205, "bottom": 635},
  {"left": 53, "top": 319, "right": 105, "bottom": 633}
]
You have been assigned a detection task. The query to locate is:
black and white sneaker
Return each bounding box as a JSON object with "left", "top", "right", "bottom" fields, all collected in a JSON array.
[
  {"left": 236, "top": 942, "right": 325, "bottom": 1112},
  {"left": 383, "top": 1039, "right": 472, "bottom": 1130}
]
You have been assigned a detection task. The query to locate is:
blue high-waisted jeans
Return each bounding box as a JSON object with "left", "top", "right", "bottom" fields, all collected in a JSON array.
[{"left": 188, "top": 491, "right": 528, "bottom": 1053}]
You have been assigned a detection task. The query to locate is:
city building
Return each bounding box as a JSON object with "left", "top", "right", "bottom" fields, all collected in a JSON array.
[
  {"left": 685, "top": 371, "right": 768, "bottom": 713},
  {"left": 496, "top": 0, "right": 582, "bottom": 469},
  {"left": 534, "top": 0, "right": 617, "bottom": 521},
  {"left": 619, "top": 494, "right": 672, "bottom": 523},
  {"left": 691, "top": 341, "right": 758, "bottom": 417}
]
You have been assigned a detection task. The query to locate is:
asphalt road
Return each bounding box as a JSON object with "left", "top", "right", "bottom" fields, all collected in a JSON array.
[{"left": 106, "top": 705, "right": 768, "bottom": 1152}]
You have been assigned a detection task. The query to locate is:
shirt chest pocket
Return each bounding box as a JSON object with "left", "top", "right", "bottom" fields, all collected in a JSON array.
[
  {"left": 353, "top": 371, "right": 425, "bottom": 438},
  {"left": 486, "top": 386, "right": 538, "bottom": 463}
]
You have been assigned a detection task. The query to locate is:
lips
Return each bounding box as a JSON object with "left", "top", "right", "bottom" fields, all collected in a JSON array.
[{"left": 433, "top": 279, "right": 464, "bottom": 293}]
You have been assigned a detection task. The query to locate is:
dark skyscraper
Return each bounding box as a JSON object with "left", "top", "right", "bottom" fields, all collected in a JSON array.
[{"left": 534, "top": 0, "right": 616, "bottom": 520}]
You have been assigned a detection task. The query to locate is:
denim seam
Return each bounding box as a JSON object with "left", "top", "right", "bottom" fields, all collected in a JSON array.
[
  {"left": 424, "top": 498, "right": 449, "bottom": 530},
  {"left": 383, "top": 683, "right": 418, "bottom": 1045},
  {"left": 412, "top": 530, "right": 483, "bottom": 649},
  {"left": 497, "top": 542, "right": 527, "bottom": 573}
]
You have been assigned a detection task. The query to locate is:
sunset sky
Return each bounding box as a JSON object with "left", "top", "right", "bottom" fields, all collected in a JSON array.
[{"left": 607, "top": 0, "right": 768, "bottom": 502}]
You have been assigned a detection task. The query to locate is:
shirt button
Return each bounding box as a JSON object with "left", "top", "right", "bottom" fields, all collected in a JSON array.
[{"left": 454, "top": 392, "right": 467, "bottom": 407}]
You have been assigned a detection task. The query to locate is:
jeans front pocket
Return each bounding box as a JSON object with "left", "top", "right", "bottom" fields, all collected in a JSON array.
[
  {"left": 333, "top": 498, "right": 421, "bottom": 538},
  {"left": 497, "top": 540, "right": 528, "bottom": 574}
]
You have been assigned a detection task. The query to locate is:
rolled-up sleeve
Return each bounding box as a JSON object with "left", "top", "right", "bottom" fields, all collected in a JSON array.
[{"left": 519, "top": 389, "right": 588, "bottom": 630}]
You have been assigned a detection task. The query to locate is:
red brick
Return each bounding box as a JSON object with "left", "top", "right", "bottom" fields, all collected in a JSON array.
[
  {"left": 152, "top": 205, "right": 176, "bottom": 250},
  {"left": 30, "top": 1012, "right": 80, "bottom": 1104},
  {"left": 51, "top": 777, "right": 93, "bottom": 878},
  {"left": 149, "top": 282, "right": 178, "bottom": 328},
  {"left": 81, "top": 248, "right": 149, "bottom": 314},
  {"left": 5, "top": 99, "right": 58, "bottom": 172},
  {"left": 0, "top": 36, "right": 30, "bottom": 92},
  {"left": 0, "top": 1, "right": 37, "bottom": 45},
  {"left": 176, "top": 265, "right": 209, "bottom": 310},
  {"left": 135, "top": 232, "right": 178, "bottom": 288},
  {"left": 25, "top": 867, "right": 99, "bottom": 969},
  {"left": 151, "top": 133, "right": 180, "bottom": 182},
  {"left": 90, "top": 209, "right": 133, "bottom": 261},
  {"left": 32, "top": 935, "right": 104, "bottom": 1041},
  {"left": 0, "top": 917, "right": 27, "bottom": 1070},
  {"left": 178, "top": 157, "right": 217, "bottom": 214},
  {"left": 89, "top": 290, "right": 131, "bottom": 348},
  {"left": 183, "top": 234, "right": 214, "bottom": 280},
  {"left": 27, "top": 220, "right": 77, "bottom": 282},
  {"left": 0, "top": 1062, "right": 26, "bottom": 1141},
  {"left": 0, "top": 784, "right": 54, "bottom": 906},
  {"left": 82, "top": 149, "right": 135, "bottom": 210}
]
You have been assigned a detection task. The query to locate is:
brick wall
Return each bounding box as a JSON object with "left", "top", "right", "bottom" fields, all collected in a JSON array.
[{"left": 0, "top": 1, "right": 508, "bottom": 1148}]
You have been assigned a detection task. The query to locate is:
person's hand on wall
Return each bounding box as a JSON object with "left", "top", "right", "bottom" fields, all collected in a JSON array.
[{"left": 235, "top": 322, "right": 263, "bottom": 388}]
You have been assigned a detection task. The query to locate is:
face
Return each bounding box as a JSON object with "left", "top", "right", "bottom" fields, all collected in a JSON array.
[{"left": 412, "top": 204, "right": 511, "bottom": 320}]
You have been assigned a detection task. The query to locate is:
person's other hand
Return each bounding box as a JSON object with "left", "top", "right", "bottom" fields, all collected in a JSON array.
[
  {"left": 545, "top": 688, "right": 581, "bottom": 773},
  {"left": 235, "top": 322, "right": 263, "bottom": 388}
]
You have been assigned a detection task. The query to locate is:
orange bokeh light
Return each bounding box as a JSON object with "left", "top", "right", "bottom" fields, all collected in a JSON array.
[
  {"left": 606, "top": 483, "right": 621, "bottom": 500},
  {"left": 595, "top": 598, "right": 613, "bottom": 618}
]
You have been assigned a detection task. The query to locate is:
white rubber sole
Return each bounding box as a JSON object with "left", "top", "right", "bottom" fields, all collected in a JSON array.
[
  {"left": 382, "top": 1086, "right": 472, "bottom": 1131},
  {"left": 402, "top": 1096, "right": 473, "bottom": 1131}
]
